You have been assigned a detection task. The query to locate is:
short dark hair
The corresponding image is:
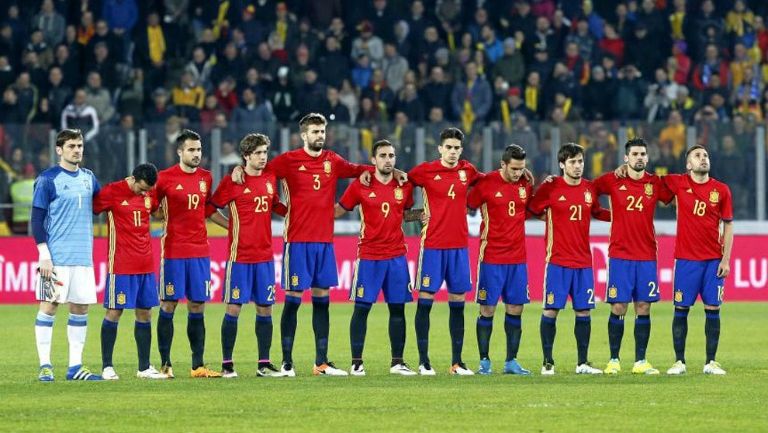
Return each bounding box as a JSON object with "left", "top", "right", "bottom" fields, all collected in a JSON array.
[
  {"left": 132, "top": 163, "right": 158, "bottom": 186},
  {"left": 56, "top": 129, "right": 83, "bottom": 147},
  {"left": 372, "top": 139, "right": 394, "bottom": 156},
  {"left": 239, "top": 133, "right": 270, "bottom": 157},
  {"left": 557, "top": 142, "right": 584, "bottom": 164},
  {"left": 502, "top": 144, "right": 526, "bottom": 163},
  {"left": 685, "top": 144, "right": 708, "bottom": 160},
  {"left": 176, "top": 129, "right": 201, "bottom": 150},
  {"left": 439, "top": 127, "right": 464, "bottom": 145},
  {"left": 625, "top": 137, "right": 647, "bottom": 154},
  {"left": 299, "top": 112, "right": 327, "bottom": 132}
]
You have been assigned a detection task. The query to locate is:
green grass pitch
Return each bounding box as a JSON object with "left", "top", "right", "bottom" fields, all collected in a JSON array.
[{"left": 1, "top": 302, "right": 767, "bottom": 433}]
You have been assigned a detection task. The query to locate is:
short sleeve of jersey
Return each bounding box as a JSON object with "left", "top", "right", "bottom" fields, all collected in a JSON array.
[
  {"left": 266, "top": 153, "right": 289, "bottom": 178},
  {"left": 593, "top": 173, "right": 613, "bottom": 195},
  {"left": 656, "top": 176, "right": 675, "bottom": 204},
  {"left": 32, "top": 175, "right": 55, "bottom": 209},
  {"left": 408, "top": 164, "right": 427, "bottom": 187},
  {"left": 527, "top": 181, "right": 552, "bottom": 215},
  {"left": 466, "top": 163, "right": 483, "bottom": 185},
  {"left": 339, "top": 180, "right": 361, "bottom": 211},
  {"left": 403, "top": 182, "right": 415, "bottom": 209},
  {"left": 92, "top": 183, "right": 113, "bottom": 213},
  {"left": 91, "top": 172, "right": 101, "bottom": 196},
  {"left": 203, "top": 172, "right": 217, "bottom": 217},
  {"left": 466, "top": 177, "right": 487, "bottom": 210},
  {"left": 211, "top": 176, "right": 236, "bottom": 208},
  {"left": 662, "top": 174, "right": 683, "bottom": 193},
  {"left": 332, "top": 151, "right": 369, "bottom": 179},
  {"left": 720, "top": 184, "right": 734, "bottom": 221}
]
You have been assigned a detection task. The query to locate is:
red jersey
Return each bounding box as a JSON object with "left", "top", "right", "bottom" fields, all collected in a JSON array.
[
  {"left": 467, "top": 170, "right": 532, "bottom": 265},
  {"left": 155, "top": 164, "right": 216, "bottom": 259},
  {"left": 211, "top": 172, "right": 279, "bottom": 263},
  {"left": 528, "top": 177, "right": 609, "bottom": 268},
  {"left": 93, "top": 179, "right": 158, "bottom": 274},
  {"left": 663, "top": 174, "right": 733, "bottom": 260},
  {"left": 409, "top": 159, "right": 481, "bottom": 249},
  {"left": 267, "top": 148, "right": 368, "bottom": 243},
  {"left": 339, "top": 178, "right": 414, "bottom": 260},
  {"left": 594, "top": 172, "right": 674, "bottom": 261}
]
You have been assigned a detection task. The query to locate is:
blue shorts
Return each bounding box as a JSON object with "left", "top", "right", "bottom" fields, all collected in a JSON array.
[
  {"left": 223, "top": 261, "right": 276, "bottom": 305},
  {"left": 476, "top": 263, "right": 530, "bottom": 306},
  {"left": 606, "top": 258, "right": 660, "bottom": 303},
  {"left": 543, "top": 263, "right": 596, "bottom": 310},
  {"left": 350, "top": 256, "right": 413, "bottom": 304},
  {"left": 673, "top": 259, "right": 724, "bottom": 307},
  {"left": 104, "top": 273, "right": 159, "bottom": 309},
  {"left": 159, "top": 257, "right": 211, "bottom": 302},
  {"left": 282, "top": 242, "right": 338, "bottom": 291},
  {"left": 416, "top": 247, "right": 472, "bottom": 294}
]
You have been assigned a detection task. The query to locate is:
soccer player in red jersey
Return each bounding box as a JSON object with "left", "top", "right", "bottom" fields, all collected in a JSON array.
[
  {"left": 154, "top": 129, "right": 228, "bottom": 378},
  {"left": 257, "top": 113, "right": 375, "bottom": 376},
  {"left": 468, "top": 144, "right": 533, "bottom": 376},
  {"left": 409, "top": 127, "right": 482, "bottom": 376},
  {"left": 663, "top": 145, "right": 733, "bottom": 376},
  {"left": 211, "top": 133, "right": 285, "bottom": 378},
  {"left": 594, "top": 138, "right": 674, "bottom": 375},
  {"left": 527, "top": 143, "right": 610, "bottom": 375},
  {"left": 94, "top": 163, "right": 167, "bottom": 380},
  {"left": 335, "top": 139, "right": 421, "bottom": 376}
]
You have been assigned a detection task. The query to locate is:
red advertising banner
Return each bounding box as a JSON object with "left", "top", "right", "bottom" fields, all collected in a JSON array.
[{"left": 1, "top": 236, "right": 766, "bottom": 303}]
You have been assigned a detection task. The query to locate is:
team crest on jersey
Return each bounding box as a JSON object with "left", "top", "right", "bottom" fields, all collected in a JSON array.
[
  {"left": 165, "top": 283, "right": 175, "bottom": 296},
  {"left": 422, "top": 275, "right": 431, "bottom": 287},
  {"left": 546, "top": 292, "right": 555, "bottom": 305},
  {"left": 644, "top": 183, "right": 654, "bottom": 196},
  {"left": 144, "top": 196, "right": 152, "bottom": 209},
  {"left": 394, "top": 187, "right": 403, "bottom": 200},
  {"left": 519, "top": 187, "right": 527, "bottom": 199},
  {"left": 709, "top": 190, "right": 719, "bottom": 204},
  {"left": 477, "top": 289, "right": 487, "bottom": 301},
  {"left": 291, "top": 275, "right": 299, "bottom": 287},
  {"left": 83, "top": 179, "right": 92, "bottom": 191},
  {"left": 117, "top": 293, "right": 126, "bottom": 305},
  {"left": 584, "top": 191, "right": 593, "bottom": 204},
  {"left": 674, "top": 290, "right": 683, "bottom": 303},
  {"left": 266, "top": 182, "right": 274, "bottom": 195},
  {"left": 232, "top": 287, "right": 240, "bottom": 300},
  {"left": 458, "top": 170, "right": 467, "bottom": 182},
  {"left": 356, "top": 286, "right": 364, "bottom": 298},
  {"left": 323, "top": 161, "right": 332, "bottom": 174},
  {"left": 608, "top": 286, "right": 618, "bottom": 299},
  {"left": 199, "top": 180, "right": 207, "bottom": 193}
]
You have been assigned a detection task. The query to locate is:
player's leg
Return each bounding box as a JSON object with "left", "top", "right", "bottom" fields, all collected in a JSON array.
[
  {"left": 220, "top": 261, "right": 249, "bottom": 377},
  {"left": 381, "top": 256, "right": 415, "bottom": 375},
  {"left": 157, "top": 258, "right": 184, "bottom": 375},
  {"left": 605, "top": 258, "right": 631, "bottom": 373},
  {"left": 253, "top": 261, "right": 280, "bottom": 376},
  {"left": 309, "top": 243, "right": 342, "bottom": 374},
  {"left": 101, "top": 272, "right": 140, "bottom": 380},
  {"left": 475, "top": 262, "right": 502, "bottom": 374},
  {"left": 572, "top": 267, "right": 601, "bottom": 374},
  {"left": 630, "top": 260, "right": 660, "bottom": 374},
  {"left": 446, "top": 248, "right": 473, "bottom": 375},
  {"left": 541, "top": 263, "right": 566, "bottom": 374},
  {"left": 702, "top": 259, "right": 725, "bottom": 374},
  {"left": 186, "top": 257, "right": 218, "bottom": 378},
  {"left": 35, "top": 300, "right": 58, "bottom": 381},
  {"left": 131, "top": 273, "right": 162, "bottom": 378},
  {"left": 349, "top": 259, "right": 384, "bottom": 375},
  {"left": 280, "top": 242, "right": 302, "bottom": 374},
  {"left": 101, "top": 308, "right": 123, "bottom": 379},
  {"left": 414, "top": 248, "right": 442, "bottom": 374},
  {"left": 502, "top": 264, "right": 530, "bottom": 375},
  {"left": 65, "top": 266, "right": 102, "bottom": 380},
  {"left": 668, "top": 259, "right": 700, "bottom": 375}
]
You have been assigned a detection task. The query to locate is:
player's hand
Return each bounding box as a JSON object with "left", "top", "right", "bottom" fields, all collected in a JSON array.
[
  {"left": 543, "top": 175, "right": 554, "bottom": 183},
  {"left": 231, "top": 165, "right": 245, "bottom": 184},
  {"left": 420, "top": 211, "right": 430, "bottom": 225},
  {"left": 717, "top": 260, "right": 730, "bottom": 278},
  {"left": 614, "top": 164, "right": 629, "bottom": 178},
  {"left": 359, "top": 170, "right": 371, "bottom": 186},
  {"left": 523, "top": 168, "right": 534, "bottom": 184},
  {"left": 38, "top": 259, "right": 54, "bottom": 281},
  {"left": 394, "top": 169, "right": 408, "bottom": 185}
]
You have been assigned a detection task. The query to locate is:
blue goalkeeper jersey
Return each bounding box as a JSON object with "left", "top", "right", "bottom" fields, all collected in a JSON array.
[{"left": 32, "top": 165, "right": 100, "bottom": 266}]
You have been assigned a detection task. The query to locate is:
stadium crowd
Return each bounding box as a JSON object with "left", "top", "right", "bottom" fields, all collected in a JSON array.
[{"left": 1, "top": 0, "right": 767, "bottom": 230}]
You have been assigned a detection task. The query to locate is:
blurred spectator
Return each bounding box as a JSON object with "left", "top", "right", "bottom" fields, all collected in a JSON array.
[
  {"left": 172, "top": 71, "right": 205, "bottom": 123},
  {"left": 567, "top": 19, "right": 596, "bottom": 62},
  {"left": 508, "top": 113, "right": 539, "bottom": 159},
  {"left": 32, "top": 0, "right": 67, "bottom": 47},
  {"left": 714, "top": 134, "right": 750, "bottom": 218},
  {"left": 117, "top": 68, "right": 143, "bottom": 122},
  {"left": 9, "top": 163, "right": 36, "bottom": 234},
  {"left": 582, "top": 65, "right": 614, "bottom": 120},
  {"left": 145, "top": 88, "right": 177, "bottom": 135},
  {"left": 287, "top": 18, "right": 320, "bottom": 62},
  {"left": 452, "top": 62, "right": 492, "bottom": 130},
  {"left": 393, "top": 83, "right": 424, "bottom": 122},
  {"left": 12, "top": 72, "right": 38, "bottom": 124},
  {"left": 25, "top": 30, "right": 53, "bottom": 72},
  {"left": 88, "top": 19, "right": 123, "bottom": 66},
  {"left": 493, "top": 38, "right": 525, "bottom": 88},
  {"left": 45, "top": 66, "right": 71, "bottom": 123},
  {"left": 241, "top": 67, "right": 265, "bottom": 101},
  {"left": 351, "top": 20, "right": 384, "bottom": 68},
  {"left": 23, "top": 51, "right": 49, "bottom": 90},
  {"left": 321, "top": 86, "right": 351, "bottom": 124},
  {"left": 352, "top": 54, "right": 374, "bottom": 89},
  {"left": 692, "top": 44, "right": 729, "bottom": 92},
  {"left": 644, "top": 68, "right": 679, "bottom": 122},
  {"left": 362, "top": 68, "right": 395, "bottom": 118},
  {"left": 253, "top": 42, "right": 281, "bottom": 84},
  {"left": 61, "top": 88, "right": 99, "bottom": 142},
  {"left": 625, "top": 23, "right": 661, "bottom": 79},
  {"left": 289, "top": 44, "right": 313, "bottom": 90},
  {"left": 84, "top": 71, "right": 115, "bottom": 124},
  {"left": 77, "top": 11, "right": 95, "bottom": 46},
  {"left": 200, "top": 95, "right": 222, "bottom": 135},
  {"left": 185, "top": 46, "right": 214, "bottom": 91},
  {"left": 480, "top": 25, "right": 503, "bottom": 64},
  {"left": 88, "top": 42, "right": 118, "bottom": 92},
  {"left": 213, "top": 42, "right": 246, "bottom": 86},
  {"left": 614, "top": 64, "right": 647, "bottom": 120},
  {"left": 670, "top": 86, "right": 697, "bottom": 123},
  {"left": 585, "top": 127, "right": 617, "bottom": 178},
  {"left": 318, "top": 36, "right": 350, "bottom": 89},
  {"left": 232, "top": 88, "right": 275, "bottom": 135},
  {"left": 214, "top": 77, "right": 239, "bottom": 118},
  {"left": 339, "top": 79, "right": 359, "bottom": 122},
  {"left": 668, "top": 42, "right": 692, "bottom": 85},
  {"left": 659, "top": 110, "right": 687, "bottom": 157},
  {"left": 0, "top": 55, "right": 13, "bottom": 90},
  {"left": 134, "top": 12, "right": 167, "bottom": 98},
  {"left": 523, "top": 71, "right": 544, "bottom": 120},
  {"left": 53, "top": 44, "right": 79, "bottom": 89},
  {"left": 598, "top": 23, "right": 624, "bottom": 66},
  {"left": 382, "top": 42, "right": 408, "bottom": 94},
  {"left": 298, "top": 69, "right": 326, "bottom": 115},
  {"left": 270, "top": 67, "right": 299, "bottom": 123}
]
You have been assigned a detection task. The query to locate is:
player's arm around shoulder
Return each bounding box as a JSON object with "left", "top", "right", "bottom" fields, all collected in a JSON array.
[
  {"left": 336, "top": 178, "right": 361, "bottom": 218},
  {"left": 527, "top": 178, "right": 552, "bottom": 217}
]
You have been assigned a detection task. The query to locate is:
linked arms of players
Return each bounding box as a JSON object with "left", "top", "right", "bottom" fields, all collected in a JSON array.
[{"left": 334, "top": 203, "right": 425, "bottom": 222}]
